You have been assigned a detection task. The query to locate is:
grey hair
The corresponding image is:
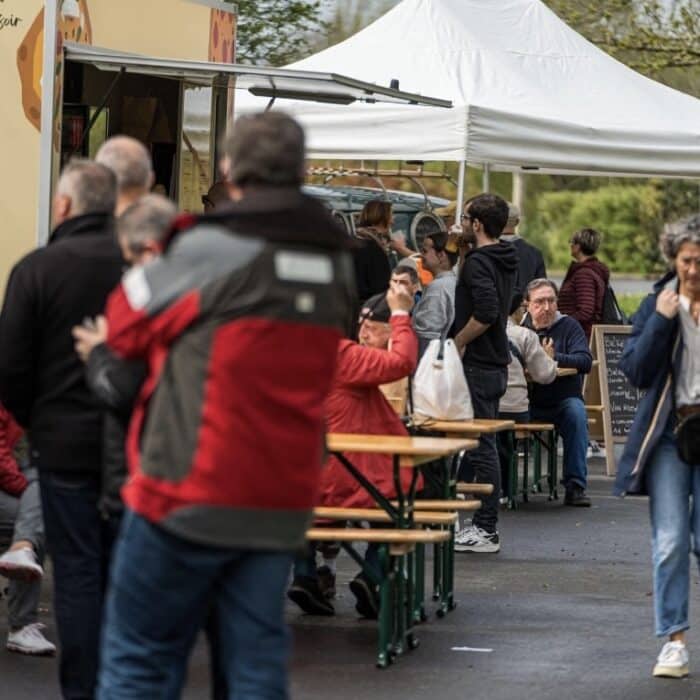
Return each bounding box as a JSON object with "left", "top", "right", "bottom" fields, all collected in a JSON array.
[
  {"left": 661, "top": 214, "right": 700, "bottom": 262},
  {"left": 506, "top": 203, "right": 520, "bottom": 228},
  {"left": 571, "top": 228, "right": 601, "bottom": 256},
  {"left": 117, "top": 194, "right": 177, "bottom": 253},
  {"left": 96, "top": 136, "right": 154, "bottom": 192},
  {"left": 525, "top": 278, "right": 559, "bottom": 301},
  {"left": 224, "top": 112, "right": 305, "bottom": 188},
  {"left": 56, "top": 159, "right": 117, "bottom": 216}
]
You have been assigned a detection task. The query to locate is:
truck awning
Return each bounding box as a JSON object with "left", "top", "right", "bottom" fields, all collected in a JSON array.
[{"left": 63, "top": 43, "right": 452, "bottom": 108}]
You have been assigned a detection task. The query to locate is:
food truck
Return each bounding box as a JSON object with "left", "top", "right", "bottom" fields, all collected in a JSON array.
[{"left": 0, "top": 0, "right": 450, "bottom": 290}]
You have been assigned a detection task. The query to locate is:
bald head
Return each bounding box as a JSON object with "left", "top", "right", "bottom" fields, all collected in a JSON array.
[{"left": 96, "top": 136, "right": 154, "bottom": 214}]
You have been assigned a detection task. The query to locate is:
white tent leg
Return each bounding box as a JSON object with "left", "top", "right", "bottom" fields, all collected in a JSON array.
[
  {"left": 455, "top": 160, "right": 466, "bottom": 219},
  {"left": 512, "top": 171, "right": 525, "bottom": 227},
  {"left": 482, "top": 163, "right": 491, "bottom": 192}
]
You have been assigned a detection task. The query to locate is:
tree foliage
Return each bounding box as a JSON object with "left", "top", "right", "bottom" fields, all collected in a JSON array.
[
  {"left": 526, "top": 183, "right": 665, "bottom": 273},
  {"left": 546, "top": 0, "right": 700, "bottom": 76},
  {"left": 225, "top": 0, "right": 328, "bottom": 66}
]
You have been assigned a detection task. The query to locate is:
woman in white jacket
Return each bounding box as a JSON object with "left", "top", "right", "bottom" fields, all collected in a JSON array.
[{"left": 497, "top": 313, "right": 558, "bottom": 499}]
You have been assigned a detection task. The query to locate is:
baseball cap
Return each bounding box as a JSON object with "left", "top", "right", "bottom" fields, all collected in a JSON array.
[{"left": 359, "top": 293, "right": 391, "bottom": 323}]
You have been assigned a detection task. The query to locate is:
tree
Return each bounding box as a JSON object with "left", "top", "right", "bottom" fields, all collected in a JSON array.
[
  {"left": 546, "top": 0, "right": 700, "bottom": 76},
  {"left": 526, "top": 183, "right": 666, "bottom": 273},
  {"left": 224, "top": 0, "right": 328, "bottom": 66}
]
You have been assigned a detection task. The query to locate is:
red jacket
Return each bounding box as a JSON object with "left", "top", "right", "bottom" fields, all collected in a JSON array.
[
  {"left": 0, "top": 405, "right": 27, "bottom": 496},
  {"left": 558, "top": 257, "right": 609, "bottom": 340},
  {"left": 320, "top": 315, "right": 419, "bottom": 509},
  {"left": 105, "top": 196, "right": 354, "bottom": 551}
]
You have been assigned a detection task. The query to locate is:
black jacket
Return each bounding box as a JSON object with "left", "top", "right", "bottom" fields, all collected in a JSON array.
[
  {"left": 85, "top": 344, "right": 146, "bottom": 517},
  {"left": 0, "top": 213, "right": 124, "bottom": 472},
  {"left": 352, "top": 237, "right": 391, "bottom": 305},
  {"left": 453, "top": 241, "right": 519, "bottom": 369},
  {"left": 501, "top": 235, "right": 547, "bottom": 310}
]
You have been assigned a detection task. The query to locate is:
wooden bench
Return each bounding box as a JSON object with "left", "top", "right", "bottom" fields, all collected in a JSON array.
[
  {"left": 312, "top": 505, "right": 464, "bottom": 621},
  {"left": 505, "top": 422, "right": 557, "bottom": 507},
  {"left": 313, "top": 506, "right": 457, "bottom": 527},
  {"left": 456, "top": 483, "right": 494, "bottom": 496},
  {"left": 305, "top": 526, "right": 450, "bottom": 667}
]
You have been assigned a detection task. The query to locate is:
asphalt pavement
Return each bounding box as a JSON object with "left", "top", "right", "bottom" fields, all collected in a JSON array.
[{"left": 1, "top": 458, "right": 699, "bottom": 699}]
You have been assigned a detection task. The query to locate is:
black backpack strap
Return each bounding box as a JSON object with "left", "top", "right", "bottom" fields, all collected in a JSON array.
[{"left": 508, "top": 338, "right": 526, "bottom": 370}]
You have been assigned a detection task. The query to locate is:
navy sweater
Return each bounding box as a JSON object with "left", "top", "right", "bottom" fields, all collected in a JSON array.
[{"left": 527, "top": 313, "right": 592, "bottom": 408}]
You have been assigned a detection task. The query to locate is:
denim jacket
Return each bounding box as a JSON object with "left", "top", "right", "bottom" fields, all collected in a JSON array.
[{"left": 614, "top": 272, "right": 682, "bottom": 496}]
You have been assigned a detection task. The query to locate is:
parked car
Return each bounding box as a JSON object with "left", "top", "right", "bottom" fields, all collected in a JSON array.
[{"left": 303, "top": 184, "right": 449, "bottom": 251}]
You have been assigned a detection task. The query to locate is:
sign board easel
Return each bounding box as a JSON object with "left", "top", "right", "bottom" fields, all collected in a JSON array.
[{"left": 584, "top": 325, "right": 643, "bottom": 476}]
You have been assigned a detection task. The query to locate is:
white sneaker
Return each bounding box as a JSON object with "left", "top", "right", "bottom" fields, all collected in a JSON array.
[
  {"left": 0, "top": 547, "right": 43, "bottom": 581},
  {"left": 653, "top": 641, "right": 689, "bottom": 678},
  {"left": 454, "top": 524, "right": 500, "bottom": 553},
  {"left": 7, "top": 623, "right": 56, "bottom": 656}
]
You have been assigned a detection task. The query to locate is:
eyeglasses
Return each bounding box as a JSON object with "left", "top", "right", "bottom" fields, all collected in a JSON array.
[{"left": 460, "top": 213, "right": 472, "bottom": 223}]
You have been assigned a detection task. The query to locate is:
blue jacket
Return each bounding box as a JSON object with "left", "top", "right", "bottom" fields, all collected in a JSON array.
[
  {"left": 528, "top": 313, "right": 592, "bottom": 408},
  {"left": 614, "top": 272, "right": 682, "bottom": 496}
]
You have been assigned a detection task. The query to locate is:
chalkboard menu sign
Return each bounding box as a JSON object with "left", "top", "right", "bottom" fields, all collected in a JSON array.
[
  {"left": 584, "top": 325, "right": 643, "bottom": 476},
  {"left": 601, "top": 331, "right": 646, "bottom": 438}
]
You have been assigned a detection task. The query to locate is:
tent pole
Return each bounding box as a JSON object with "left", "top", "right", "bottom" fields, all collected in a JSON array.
[
  {"left": 512, "top": 171, "right": 526, "bottom": 227},
  {"left": 455, "top": 160, "right": 466, "bottom": 219},
  {"left": 482, "top": 163, "right": 491, "bottom": 192}
]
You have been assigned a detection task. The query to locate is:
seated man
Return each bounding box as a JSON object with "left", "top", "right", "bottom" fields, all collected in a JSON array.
[
  {"left": 414, "top": 232, "right": 458, "bottom": 358},
  {"left": 497, "top": 304, "right": 557, "bottom": 498},
  {"left": 288, "top": 284, "right": 417, "bottom": 618},
  {"left": 392, "top": 263, "right": 422, "bottom": 305},
  {"left": 0, "top": 405, "right": 55, "bottom": 655},
  {"left": 524, "top": 279, "right": 593, "bottom": 506}
]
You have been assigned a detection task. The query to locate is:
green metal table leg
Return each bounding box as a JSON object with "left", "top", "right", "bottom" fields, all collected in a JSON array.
[
  {"left": 508, "top": 431, "right": 517, "bottom": 510},
  {"left": 376, "top": 544, "right": 393, "bottom": 668},
  {"left": 522, "top": 438, "right": 530, "bottom": 503},
  {"left": 533, "top": 436, "right": 542, "bottom": 492}
]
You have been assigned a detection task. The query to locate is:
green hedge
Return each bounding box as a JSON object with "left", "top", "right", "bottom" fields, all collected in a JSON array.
[{"left": 526, "top": 184, "right": 665, "bottom": 274}]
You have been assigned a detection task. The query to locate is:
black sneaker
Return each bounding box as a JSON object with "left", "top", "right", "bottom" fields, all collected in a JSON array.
[
  {"left": 564, "top": 485, "right": 591, "bottom": 507},
  {"left": 287, "top": 576, "right": 335, "bottom": 616},
  {"left": 316, "top": 565, "right": 336, "bottom": 599},
  {"left": 349, "top": 573, "right": 379, "bottom": 619}
]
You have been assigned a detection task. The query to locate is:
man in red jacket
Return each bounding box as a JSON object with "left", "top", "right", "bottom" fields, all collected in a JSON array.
[
  {"left": 97, "top": 112, "right": 354, "bottom": 699},
  {"left": 0, "top": 405, "right": 55, "bottom": 655},
  {"left": 288, "top": 285, "right": 417, "bottom": 618}
]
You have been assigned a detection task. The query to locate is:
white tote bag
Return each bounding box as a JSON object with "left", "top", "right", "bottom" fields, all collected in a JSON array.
[{"left": 412, "top": 338, "right": 473, "bottom": 421}]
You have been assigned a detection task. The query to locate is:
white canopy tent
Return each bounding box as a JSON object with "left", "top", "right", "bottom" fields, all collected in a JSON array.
[{"left": 235, "top": 0, "right": 700, "bottom": 204}]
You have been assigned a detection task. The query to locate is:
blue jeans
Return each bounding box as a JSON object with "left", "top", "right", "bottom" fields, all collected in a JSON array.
[
  {"left": 458, "top": 365, "right": 507, "bottom": 533},
  {"left": 98, "top": 510, "right": 294, "bottom": 700},
  {"left": 531, "top": 397, "right": 588, "bottom": 490},
  {"left": 40, "top": 471, "right": 115, "bottom": 700},
  {"left": 646, "top": 425, "right": 700, "bottom": 637},
  {"left": 0, "top": 467, "right": 44, "bottom": 629}
]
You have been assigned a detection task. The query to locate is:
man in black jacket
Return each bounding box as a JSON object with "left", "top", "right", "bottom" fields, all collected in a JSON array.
[
  {"left": 500, "top": 203, "right": 547, "bottom": 309},
  {"left": 453, "top": 193, "right": 518, "bottom": 553},
  {"left": 73, "top": 194, "right": 176, "bottom": 523},
  {"left": 0, "top": 158, "right": 124, "bottom": 699}
]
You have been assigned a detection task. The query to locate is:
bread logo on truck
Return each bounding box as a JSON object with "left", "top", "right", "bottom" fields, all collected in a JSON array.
[
  {"left": 17, "top": 1, "right": 93, "bottom": 131},
  {"left": 209, "top": 8, "right": 235, "bottom": 64}
]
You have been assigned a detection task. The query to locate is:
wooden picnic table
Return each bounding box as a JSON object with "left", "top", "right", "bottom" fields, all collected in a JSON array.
[
  {"left": 323, "top": 432, "right": 477, "bottom": 666},
  {"left": 326, "top": 433, "right": 476, "bottom": 526},
  {"left": 410, "top": 418, "right": 515, "bottom": 437}
]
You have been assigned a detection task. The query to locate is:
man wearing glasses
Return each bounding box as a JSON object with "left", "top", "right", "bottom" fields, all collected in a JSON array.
[
  {"left": 452, "top": 194, "right": 518, "bottom": 553},
  {"left": 524, "top": 278, "right": 593, "bottom": 507}
]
